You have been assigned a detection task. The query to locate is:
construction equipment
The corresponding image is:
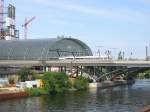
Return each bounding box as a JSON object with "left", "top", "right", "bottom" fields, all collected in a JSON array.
[{"left": 22, "top": 16, "right": 36, "bottom": 40}]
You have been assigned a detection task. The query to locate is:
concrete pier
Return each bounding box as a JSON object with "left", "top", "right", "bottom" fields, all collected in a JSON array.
[{"left": 89, "top": 80, "right": 133, "bottom": 88}]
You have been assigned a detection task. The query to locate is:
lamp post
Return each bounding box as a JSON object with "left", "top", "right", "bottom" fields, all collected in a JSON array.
[
  {"left": 96, "top": 46, "right": 103, "bottom": 57},
  {"left": 109, "top": 47, "right": 118, "bottom": 60},
  {"left": 129, "top": 52, "right": 133, "bottom": 60},
  {"left": 146, "top": 45, "right": 148, "bottom": 61},
  {"left": 105, "top": 50, "right": 111, "bottom": 59}
]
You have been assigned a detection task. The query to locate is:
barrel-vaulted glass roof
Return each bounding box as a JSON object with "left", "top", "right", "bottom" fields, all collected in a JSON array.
[{"left": 0, "top": 38, "right": 92, "bottom": 60}]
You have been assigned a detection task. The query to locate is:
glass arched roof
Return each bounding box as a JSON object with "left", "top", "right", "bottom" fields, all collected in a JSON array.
[{"left": 0, "top": 38, "right": 92, "bottom": 60}]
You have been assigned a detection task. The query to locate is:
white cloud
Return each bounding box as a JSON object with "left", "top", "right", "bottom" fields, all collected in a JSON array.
[
  {"left": 31, "top": 0, "right": 49, "bottom": 4},
  {"left": 30, "top": 0, "right": 150, "bottom": 24},
  {"left": 131, "top": 0, "right": 150, "bottom": 4}
]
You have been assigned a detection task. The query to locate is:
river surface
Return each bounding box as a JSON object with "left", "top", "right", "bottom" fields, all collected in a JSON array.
[{"left": 0, "top": 79, "right": 150, "bottom": 112}]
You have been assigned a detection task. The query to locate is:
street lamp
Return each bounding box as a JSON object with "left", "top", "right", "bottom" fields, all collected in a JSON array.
[
  {"left": 129, "top": 52, "right": 133, "bottom": 60},
  {"left": 96, "top": 46, "right": 104, "bottom": 57},
  {"left": 109, "top": 47, "right": 118, "bottom": 60},
  {"left": 105, "top": 50, "right": 111, "bottom": 59}
]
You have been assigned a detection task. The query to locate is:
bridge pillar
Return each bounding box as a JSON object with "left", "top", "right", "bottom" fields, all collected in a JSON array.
[
  {"left": 60, "top": 66, "right": 63, "bottom": 72},
  {"left": 93, "top": 67, "right": 95, "bottom": 76},
  {"left": 43, "top": 66, "right": 46, "bottom": 72},
  {"left": 43, "top": 66, "right": 49, "bottom": 72},
  {"left": 64, "top": 66, "right": 66, "bottom": 72},
  {"left": 48, "top": 66, "right": 51, "bottom": 72},
  {"left": 99, "top": 66, "right": 102, "bottom": 72},
  {"left": 46, "top": 66, "right": 49, "bottom": 72},
  {"left": 58, "top": 66, "right": 67, "bottom": 72},
  {"left": 81, "top": 66, "right": 83, "bottom": 76},
  {"left": 76, "top": 66, "right": 79, "bottom": 77},
  {"left": 58, "top": 66, "right": 62, "bottom": 72}
]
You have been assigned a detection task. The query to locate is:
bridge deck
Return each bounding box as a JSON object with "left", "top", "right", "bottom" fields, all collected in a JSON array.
[{"left": 0, "top": 59, "right": 150, "bottom": 67}]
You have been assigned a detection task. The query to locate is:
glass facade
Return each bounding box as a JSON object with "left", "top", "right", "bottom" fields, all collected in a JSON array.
[{"left": 0, "top": 38, "right": 92, "bottom": 60}]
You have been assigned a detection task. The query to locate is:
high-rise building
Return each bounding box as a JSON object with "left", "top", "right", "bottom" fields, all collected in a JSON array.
[
  {"left": 0, "top": 0, "right": 3, "bottom": 29},
  {"left": 0, "top": 1, "right": 19, "bottom": 40},
  {"left": 0, "top": 0, "right": 4, "bottom": 39}
]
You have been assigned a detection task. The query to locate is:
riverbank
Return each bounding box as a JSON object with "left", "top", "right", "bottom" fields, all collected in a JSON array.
[
  {"left": 0, "top": 91, "right": 28, "bottom": 101},
  {"left": 89, "top": 80, "right": 134, "bottom": 88},
  {"left": 0, "top": 80, "right": 134, "bottom": 101},
  {"left": 0, "top": 87, "right": 29, "bottom": 101}
]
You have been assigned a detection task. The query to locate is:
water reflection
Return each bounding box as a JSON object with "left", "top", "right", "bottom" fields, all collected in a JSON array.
[{"left": 0, "top": 80, "right": 150, "bottom": 112}]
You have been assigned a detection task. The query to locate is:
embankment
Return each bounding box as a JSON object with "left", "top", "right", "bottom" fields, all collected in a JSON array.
[
  {"left": 0, "top": 91, "right": 29, "bottom": 101},
  {"left": 89, "top": 80, "right": 134, "bottom": 88}
]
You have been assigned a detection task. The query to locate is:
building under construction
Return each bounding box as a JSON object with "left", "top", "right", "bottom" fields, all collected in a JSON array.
[{"left": 0, "top": 0, "right": 19, "bottom": 40}]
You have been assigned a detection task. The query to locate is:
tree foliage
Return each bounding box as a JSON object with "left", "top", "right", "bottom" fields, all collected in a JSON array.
[
  {"left": 42, "top": 72, "right": 71, "bottom": 94},
  {"left": 74, "top": 76, "right": 88, "bottom": 90},
  {"left": 138, "top": 69, "right": 150, "bottom": 79},
  {"left": 18, "top": 67, "right": 37, "bottom": 82},
  {"left": 8, "top": 77, "right": 15, "bottom": 84},
  {"left": 25, "top": 88, "right": 47, "bottom": 96}
]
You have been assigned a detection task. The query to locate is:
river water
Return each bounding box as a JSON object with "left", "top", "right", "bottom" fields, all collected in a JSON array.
[{"left": 0, "top": 80, "right": 150, "bottom": 112}]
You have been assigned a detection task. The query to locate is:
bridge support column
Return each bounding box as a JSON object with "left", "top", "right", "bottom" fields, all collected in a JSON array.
[
  {"left": 64, "top": 66, "right": 66, "bottom": 73},
  {"left": 81, "top": 66, "right": 83, "bottom": 76},
  {"left": 43, "top": 66, "right": 49, "bottom": 72},
  {"left": 61, "top": 66, "right": 63, "bottom": 72},
  {"left": 58, "top": 66, "right": 66, "bottom": 72},
  {"left": 48, "top": 66, "right": 51, "bottom": 72},
  {"left": 100, "top": 66, "right": 103, "bottom": 72},
  {"left": 46, "top": 66, "right": 49, "bottom": 72},
  {"left": 94, "top": 67, "right": 96, "bottom": 76},
  {"left": 58, "top": 66, "right": 62, "bottom": 72},
  {"left": 76, "top": 66, "right": 79, "bottom": 77},
  {"left": 62, "top": 66, "right": 66, "bottom": 72},
  {"left": 43, "top": 66, "right": 46, "bottom": 72}
]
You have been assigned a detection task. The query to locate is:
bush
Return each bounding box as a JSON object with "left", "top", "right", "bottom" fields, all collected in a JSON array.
[
  {"left": 8, "top": 77, "right": 15, "bottom": 84},
  {"left": 25, "top": 88, "right": 47, "bottom": 96},
  {"left": 42, "top": 72, "right": 70, "bottom": 94},
  {"left": 74, "top": 76, "right": 88, "bottom": 90},
  {"left": 145, "top": 73, "right": 150, "bottom": 78},
  {"left": 144, "top": 70, "right": 150, "bottom": 78}
]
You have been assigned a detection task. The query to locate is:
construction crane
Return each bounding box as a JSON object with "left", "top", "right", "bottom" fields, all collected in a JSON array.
[{"left": 22, "top": 16, "right": 36, "bottom": 40}]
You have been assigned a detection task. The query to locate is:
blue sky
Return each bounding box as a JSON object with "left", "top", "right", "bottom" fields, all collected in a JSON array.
[{"left": 5, "top": 0, "right": 150, "bottom": 59}]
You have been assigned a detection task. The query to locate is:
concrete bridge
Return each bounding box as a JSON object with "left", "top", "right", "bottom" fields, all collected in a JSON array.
[{"left": 0, "top": 59, "right": 150, "bottom": 67}]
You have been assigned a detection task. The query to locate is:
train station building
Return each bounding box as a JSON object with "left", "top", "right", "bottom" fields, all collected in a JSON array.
[{"left": 0, "top": 37, "right": 92, "bottom": 78}]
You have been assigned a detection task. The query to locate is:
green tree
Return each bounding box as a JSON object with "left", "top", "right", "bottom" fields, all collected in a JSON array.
[
  {"left": 145, "top": 73, "right": 150, "bottom": 78},
  {"left": 74, "top": 76, "right": 88, "bottom": 90},
  {"left": 29, "top": 70, "right": 37, "bottom": 80},
  {"left": 144, "top": 69, "right": 150, "bottom": 78},
  {"left": 42, "top": 72, "right": 70, "bottom": 94},
  {"left": 18, "top": 67, "right": 31, "bottom": 82}
]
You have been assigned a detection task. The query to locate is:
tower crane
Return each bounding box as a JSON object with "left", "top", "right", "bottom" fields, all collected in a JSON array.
[{"left": 22, "top": 16, "right": 36, "bottom": 39}]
